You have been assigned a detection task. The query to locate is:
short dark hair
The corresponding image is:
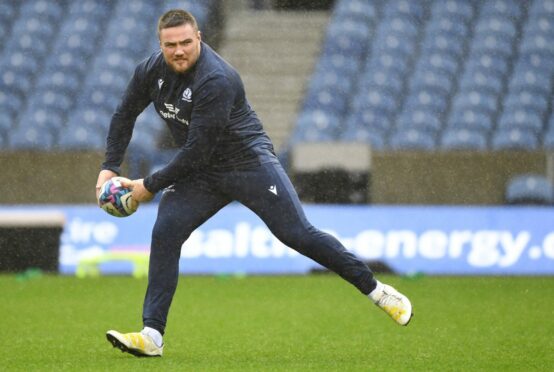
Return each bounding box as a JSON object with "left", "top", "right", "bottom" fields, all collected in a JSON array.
[{"left": 157, "top": 9, "right": 198, "bottom": 36}]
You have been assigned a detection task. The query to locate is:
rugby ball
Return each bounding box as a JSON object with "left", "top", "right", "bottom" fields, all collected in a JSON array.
[{"left": 98, "top": 177, "right": 139, "bottom": 217}]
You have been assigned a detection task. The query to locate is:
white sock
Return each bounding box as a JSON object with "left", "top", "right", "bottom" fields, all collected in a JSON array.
[
  {"left": 368, "top": 280, "right": 385, "bottom": 303},
  {"left": 141, "top": 327, "right": 163, "bottom": 347}
]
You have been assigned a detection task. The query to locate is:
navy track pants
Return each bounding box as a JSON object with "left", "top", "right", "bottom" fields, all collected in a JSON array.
[{"left": 143, "top": 159, "right": 376, "bottom": 334}]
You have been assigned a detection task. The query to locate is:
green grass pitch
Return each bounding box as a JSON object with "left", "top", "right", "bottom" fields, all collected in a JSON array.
[{"left": 1, "top": 274, "right": 553, "bottom": 371}]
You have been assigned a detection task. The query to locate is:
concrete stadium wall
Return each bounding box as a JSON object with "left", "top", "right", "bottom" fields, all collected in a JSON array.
[
  {"left": 290, "top": 145, "right": 551, "bottom": 205},
  {"left": 1, "top": 150, "right": 549, "bottom": 205},
  {"left": 371, "top": 151, "right": 548, "bottom": 205},
  {"left": 0, "top": 151, "right": 126, "bottom": 204}
]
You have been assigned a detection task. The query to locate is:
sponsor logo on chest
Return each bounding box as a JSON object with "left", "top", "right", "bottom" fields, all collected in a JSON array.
[
  {"left": 156, "top": 81, "right": 192, "bottom": 126},
  {"left": 159, "top": 102, "right": 189, "bottom": 126}
]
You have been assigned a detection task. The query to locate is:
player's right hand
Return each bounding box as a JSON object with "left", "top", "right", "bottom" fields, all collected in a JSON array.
[{"left": 95, "top": 169, "right": 118, "bottom": 201}]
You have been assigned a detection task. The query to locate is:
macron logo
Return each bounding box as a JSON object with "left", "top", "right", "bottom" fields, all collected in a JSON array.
[
  {"left": 158, "top": 79, "right": 164, "bottom": 89},
  {"left": 268, "top": 185, "right": 278, "bottom": 195}
]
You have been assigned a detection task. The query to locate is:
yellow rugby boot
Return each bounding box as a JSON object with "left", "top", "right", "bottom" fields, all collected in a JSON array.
[
  {"left": 369, "top": 282, "right": 413, "bottom": 326},
  {"left": 106, "top": 330, "right": 163, "bottom": 357}
]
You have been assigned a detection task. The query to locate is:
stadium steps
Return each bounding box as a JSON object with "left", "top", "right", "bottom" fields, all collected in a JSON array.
[{"left": 219, "top": 9, "right": 330, "bottom": 151}]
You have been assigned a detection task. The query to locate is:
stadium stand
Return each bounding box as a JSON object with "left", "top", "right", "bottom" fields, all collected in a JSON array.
[
  {"left": 0, "top": 0, "right": 221, "bottom": 152},
  {"left": 290, "top": 0, "right": 554, "bottom": 156},
  {"left": 1, "top": 0, "right": 554, "bottom": 204},
  {"left": 3, "top": 0, "right": 553, "bottom": 152}
]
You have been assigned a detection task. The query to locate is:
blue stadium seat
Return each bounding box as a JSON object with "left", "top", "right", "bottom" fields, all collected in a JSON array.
[
  {"left": 451, "top": 90, "right": 498, "bottom": 117},
  {"left": 440, "top": 128, "right": 488, "bottom": 150},
  {"left": 1, "top": 52, "right": 40, "bottom": 76},
  {"left": 432, "top": 0, "right": 475, "bottom": 23},
  {"left": 417, "top": 53, "right": 460, "bottom": 77},
  {"left": 505, "top": 174, "right": 554, "bottom": 205},
  {"left": 388, "top": 129, "right": 436, "bottom": 151},
  {"left": 396, "top": 110, "right": 442, "bottom": 133},
  {"left": 80, "top": 88, "right": 122, "bottom": 114},
  {"left": 426, "top": 17, "right": 469, "bottom": 39},
  {"left": 471, "top": 34, "right": 514, "bottom": 58},
  {"left": 353, "top": 90, "right": 399, "bottom": 119},
  {"left": 447, "top": 109, "right": 494, "bottom": 133},
  {"left": 366, "top": 52, "right": 411, "bottom": 76},
  {"left": 0, "top": 70, "right": 33, "bottom": 101},
  {"left": 65, "top": 33, "right": 98, "bottom": 57},
  {"left": 103, "top": 12, "right": 154, "bottom": 56},
  {"left": 0, "top": 91, "right": 22, "bottom": 122},
  {"left": 507, "top": 69, "right": 552, "bottom": 96},
  {"left": 11, "top": 17, "right": 56, "bottom": 40},
  {"left": 25, "top": 108, "right": 65, "bottom": 134},
  {"left": 387, "top": 16, "right": 421, "bottom": 38},
  {"left": 529, "top": 0, "right": 554, "bottom": 17},
  {"left": 19, "top": 0, "right": 64, "bottom": 23},
  {"left": 48, "top": 52, "right": 87, "bottom": 76},
  {"left": 302, "top": 86, "right": 349, "bottom": 117},
  {"left": 0, "top": 2, "right": 18, "bottom": 28},
  {"left": 307, "top": 70, "right": 354, "bottom": 98},
  {"left": 70, "top": 0, "right": 111, "bottom": 18},
  {"left": 403, "top": 89, "right": 449, "bottom": 115},
  {"left": 66, "top": 108, "right": 113, "bottom": 132},
  {"left": 503, "top": 90, "right": 549, "bottom": 116},
  {"left": 514, "top": 53, "right": 554, "bottom": 76},
  {"left": 497, "top": 109, "right": 544, "bottom": 134},
  {"left": 36, "top": 70, "right": 81, "bottom": 95},
  {"left": 315, "top": 53, "right": 361, "bottom": 75},
  {"left": 333, "top": 0, "right": 378, "bottom": 24},
  {"left": 372, "top": 31, "right": 418, "bottom": 60},
  {"left": 294, "top": 110, "right": 340, "bottom": 137},
  {"left": 420, "top": 33, "right": 465, "bottom": 58},
  {"left": 344, "top": 109, "right": 393, "bottom": 134},
  {"left": 290, "top": 125, "right": 337, "bottom": 144},
  {"left": 491, "top": 129, "right": 539, "bottom": 151},
  {"left": 57, "top": 125, "right": 106, "bottom": 151},
  {"left": 162, "top": 1, "right": 210, "bottom": 31},
  {"left": 10, "top": 34, "right": 50, "bottom": 59},
  {"left": 474, "top": 16, "right": 517, "bottom": 40},
  {"left": 94, "top": 50, "right": 137, "bottom": 79},
  {"left": 523, "top": 16, "right": 554, "bottom": 38},
  {"left": 464, "top": 53, "right": 510, "bottom": 78},
  {"left": 409, "top": 69, "right": 454, "bottom": 96},
  {"left": 88, "top": 70, "right": 129, "bottom": 94},
  {"left": 458, "top": 70, "right": 504, "bottom": 95},
  {"left": 360, "top": 70, "right": 404, "bottom": 96},
  {"left": 480, "top": 0, "right": 523, "bottom": 21},
  {"left": 339, "top": 125, "right": 386, "bottom": 150},
  {"left": 383, "top": 0, "right": 426, "bottom": 22},
  {"left": 122, "top": 0, "right": 158, "bottom": 23},
  {"left": 8, "top": 125, "right": 56, "bottom": 150},
  {"left": 322, "top": 20, "right": 372, "bottom": 60},
  {"left": 27, "top": 90, "right": 73, "bottom": 115},
  {"left": 520, "top": 31, "right": 554, "bottom": 55}
]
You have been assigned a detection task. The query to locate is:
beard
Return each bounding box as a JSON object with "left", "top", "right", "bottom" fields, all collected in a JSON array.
[{"left": 167, "top": 58, "right": 190, "bottom": 73}]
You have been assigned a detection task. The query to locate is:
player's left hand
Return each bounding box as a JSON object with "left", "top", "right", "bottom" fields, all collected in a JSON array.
[{"left": 120, "top": 178, "right": 154, "bottom": 203}]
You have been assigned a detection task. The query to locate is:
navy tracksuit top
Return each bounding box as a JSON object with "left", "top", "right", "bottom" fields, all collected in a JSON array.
[{"left": 102, "top": 42, "right": 276, "bottom": 193}]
